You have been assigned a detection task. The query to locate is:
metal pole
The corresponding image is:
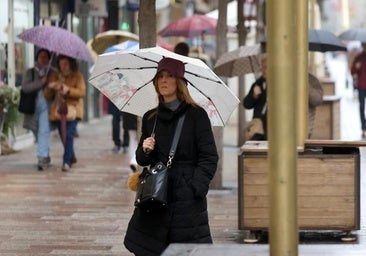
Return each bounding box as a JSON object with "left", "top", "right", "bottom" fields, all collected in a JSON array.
[
  {"left": 267, "top": 0, "right": 298, "bottom": 255},
  {"left": 295, "top": 0, "right": 309, "bottom": 145},
  {"left": 309, "top": 0, "right": 316, "bottom": 73},
  {"left": 237, "top": 0, "right": 247, "bottom": 146},
  {"left": 7, "top": 0, "right": 15, "bottom": 87}
]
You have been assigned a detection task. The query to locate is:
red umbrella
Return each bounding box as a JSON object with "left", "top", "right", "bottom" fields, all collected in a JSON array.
[
  {"left": 158, "top": 15, "right": 220, "bottom": 38},
  {"left": 17, "top": 25, "right": 93, "bottom": 62}
]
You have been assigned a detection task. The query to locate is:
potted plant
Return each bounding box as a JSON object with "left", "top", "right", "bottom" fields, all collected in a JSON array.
[{"left": 0, "top": 81, "right": 20, "bottom": 152}]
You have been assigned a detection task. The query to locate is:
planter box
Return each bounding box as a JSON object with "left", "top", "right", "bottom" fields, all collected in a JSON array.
[{"left": 238, "top": 140, "right": 364, "bottom": 231}]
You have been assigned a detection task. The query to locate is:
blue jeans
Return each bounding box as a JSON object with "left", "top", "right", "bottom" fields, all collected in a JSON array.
[
  {"left": 36, "top": 93, "right": 50, "bottom": 159},
  {"left": 55, "top": 119, "right": 78, "bottom": 165}
]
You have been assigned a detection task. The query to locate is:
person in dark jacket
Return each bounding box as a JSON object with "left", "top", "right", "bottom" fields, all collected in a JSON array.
[
  {"left": 124, "top": 57, "right": 219, "bottom": 256},
  {"left": 243, "top": 57, "right": 268, "bottom": 140},
  {"left": 243, "top": 56, "right": 323, "bottom": 140}
]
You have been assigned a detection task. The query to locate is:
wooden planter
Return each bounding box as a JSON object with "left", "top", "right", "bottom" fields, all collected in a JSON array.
[{"left": 238, "top": 140, "right": 364, "bottom": 231}]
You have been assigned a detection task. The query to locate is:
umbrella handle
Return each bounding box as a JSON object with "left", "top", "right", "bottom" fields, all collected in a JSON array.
[{"left": 45, "top": 53, "right": 56, "bottom": 76}]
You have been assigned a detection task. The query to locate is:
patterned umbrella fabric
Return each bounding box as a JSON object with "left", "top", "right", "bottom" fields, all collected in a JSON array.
[
  {"left": 214, "top": 44, "right": 263, "bottom": 77},
  {"left": 338, "top": 28, "right": 366, "bottom": 43},
  {"left": 89, "top": 46, "right": 239, "bottom": 126},
  {"left": 17, "top": 25, "right": 93, "bottom": 62}
]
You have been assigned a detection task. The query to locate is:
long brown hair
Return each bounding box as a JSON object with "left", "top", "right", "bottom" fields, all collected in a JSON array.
[
  {"left": 152, "top": 76, "right": 198, "bottom": 106},
  {"left": 148, "top": 76, "right": 198, "bottom": 120}
]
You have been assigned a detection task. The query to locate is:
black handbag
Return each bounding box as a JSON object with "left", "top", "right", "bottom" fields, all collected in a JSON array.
[
  {"left": 18, "top": 68, "right": 38, "bottom": 115},
  {"left": 18, "top": 89, "right": 38, "bottom": 114},
  {"left": 134, "top": 114, "right": 185, "bottom": 210}
]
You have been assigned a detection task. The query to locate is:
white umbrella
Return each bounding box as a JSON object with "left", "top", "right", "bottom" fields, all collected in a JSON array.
[{"left": 89, "top": 46, "right": 239, "bottom": 126}]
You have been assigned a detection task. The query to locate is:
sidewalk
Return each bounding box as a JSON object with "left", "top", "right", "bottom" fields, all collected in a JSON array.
[{"left": 0, "top": 115, "right": 242, "bottom": 255}]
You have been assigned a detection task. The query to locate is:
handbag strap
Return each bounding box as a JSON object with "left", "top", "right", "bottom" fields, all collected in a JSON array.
[{"left": 166, "top": 114, "right": 185, "bottom": 168}]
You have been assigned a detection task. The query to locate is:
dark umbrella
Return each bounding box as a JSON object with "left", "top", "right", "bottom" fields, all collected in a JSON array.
[
  {"left": 308, "top": 28, "right": 347, "bottom": 52},
  {"left": 338, "top": 28, "right": 366, "bottom": 43},
  {"left": 261, "top": 28, "right": 347, "bottom": 52}
]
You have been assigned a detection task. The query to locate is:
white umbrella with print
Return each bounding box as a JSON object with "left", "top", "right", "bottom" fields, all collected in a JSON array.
[{"left": 89, "top": 46, "right": 239, "bottom": 126}]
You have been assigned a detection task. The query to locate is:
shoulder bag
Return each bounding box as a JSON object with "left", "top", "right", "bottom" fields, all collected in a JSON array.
[
  {"left": 18, "top": 68, "right": 38, "bottom": 115},
  {"left": 134, "top": 114, "right": 185, "bottom": 211}
]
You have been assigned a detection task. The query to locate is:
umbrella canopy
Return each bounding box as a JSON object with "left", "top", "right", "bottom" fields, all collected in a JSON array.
[
  {"left": 87, "top": 30, "right": 139, "bottom": 55},
  {"left": 104, "top": 40, "right": 140, "bottom": 53},
  {"left": 308, "top": 28, "right": 347, "bottom": 52},
  {"left": 214, "top": 44, "right": 263, "bottom": 77},
  {"left": 158, "top": 15, "right": 220, "bottom": 38},
  {"left": 89, "top": 46, "right": 239, "bottom": 126},
  {"left": 17, "top": 25, "right": 93, "bottom": 62},
  {"left": 104, "top": 40, "right": 174, "bottom": 53},
  {"left": 338, "top": 28, "right": 366, "bottom": 43},
  {"left": 260, "top": 28, "right": 347, "bottom": 53}
]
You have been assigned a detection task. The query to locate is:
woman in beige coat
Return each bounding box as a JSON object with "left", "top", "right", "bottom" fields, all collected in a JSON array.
[{"left": 44, "top": 55, "right": 86, "bottom": 172}]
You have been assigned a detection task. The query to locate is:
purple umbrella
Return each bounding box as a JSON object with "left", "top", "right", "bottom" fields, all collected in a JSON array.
[{"left": 17, "top": 25, "right": 93, "bottom": 62}]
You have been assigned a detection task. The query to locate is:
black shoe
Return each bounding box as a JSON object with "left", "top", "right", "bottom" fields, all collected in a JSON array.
[
  {"left": 112, "top": 146, "right": 121, "bottom": 154},
  {"left": 71, "top": 157, "right": 77, "bottom": 166},
  {"left": 37, "top": 157, "right": 51, "bottom": 171}
]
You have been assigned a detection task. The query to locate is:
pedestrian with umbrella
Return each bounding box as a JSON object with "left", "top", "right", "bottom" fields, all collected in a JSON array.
[
  {"left": 20, "top": 48, "right": 55, "bottom": 171},
  {"left": 44, "top": 55, "right": 86, "bottom": 172},
  {"left": 123, "top": 57, "right": 219, "bottom": 256},
  {"left": 89, "top": 48, "right": 238, "bottom": 253}
]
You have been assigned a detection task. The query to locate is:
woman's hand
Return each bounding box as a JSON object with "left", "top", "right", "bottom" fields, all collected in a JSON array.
[
  {"left": 48, "top": 81, "right": 61, "bottom": 90},
  {"left": 59, "top": 84, "right": 70, "bottom": 96},
  {"left": 143, "top": 136, "right": 155, "bottom": 154},
  {"left": 253, "top": 85, "right": 262, "bottom": 98}
]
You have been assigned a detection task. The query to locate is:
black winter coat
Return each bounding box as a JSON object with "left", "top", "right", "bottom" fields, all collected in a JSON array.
[
  {"left": 124, "top": 102, "right": 219, "bottom": 256},
  {"left": 243, "top": 76, "right": 268, "bottom": 139}
]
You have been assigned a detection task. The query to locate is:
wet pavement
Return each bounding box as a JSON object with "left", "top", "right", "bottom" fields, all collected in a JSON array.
[{"left": 1, "top": 53, "right": 366, "bottom": 255}]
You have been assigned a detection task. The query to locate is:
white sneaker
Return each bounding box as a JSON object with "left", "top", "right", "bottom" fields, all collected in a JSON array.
[{"left": 62, "top": 163, "right": 71, "bottom": 172}]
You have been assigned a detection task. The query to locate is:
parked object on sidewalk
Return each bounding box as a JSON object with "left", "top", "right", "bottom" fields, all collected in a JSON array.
[
  {"left": 89, "top": 46, "right": 239, "bottom": 126},
  {"left": 17, "top": 25, "right": 93, "bottom": 62},
  {"left": 339, "top": 28, "right": 366, "bottom": 43}
]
